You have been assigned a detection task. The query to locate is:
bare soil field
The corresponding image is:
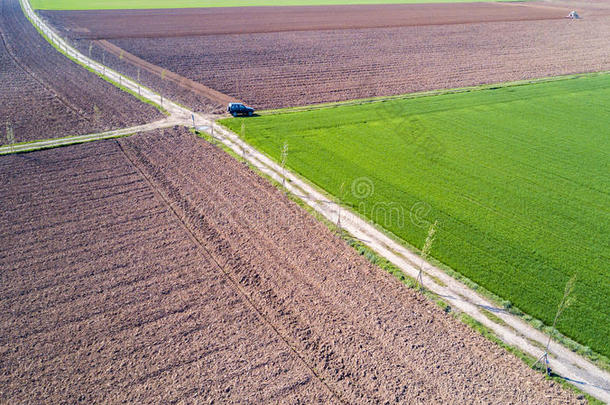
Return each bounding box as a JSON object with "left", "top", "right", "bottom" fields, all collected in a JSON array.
[
  {"left": 40, "top": 2, "right": 573, "bottom": 39},
  {"left": 44, "top": 2, "right": 610, "bottom": 109},
  {"left": 1, "top": 33, "right": 85, "bottom": 143},
  {"left": 0, "top": 137, "right": 333, "bottom": 403},
  {"left": 0, "top": 128, "right": 582, "bottom": 403},
  {"left": 115, "top": 17, "right": 610, "bottom": 109},
  {"left": 0, "top": 0, "right": 162, "bottom": 145}
]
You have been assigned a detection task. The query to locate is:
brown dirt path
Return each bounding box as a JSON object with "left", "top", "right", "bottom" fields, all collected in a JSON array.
[
  {"left": 40, "top": 1, "right": 610, "bottom": 110},
  {"left": 3, "top": 2, "right": 604, "bottom": 401},
  {"left": 109, "top": 14, "right": 610, "bottom": 109}
]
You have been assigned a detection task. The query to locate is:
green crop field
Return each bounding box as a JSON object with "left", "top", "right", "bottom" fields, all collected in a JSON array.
[
  {"left": 221, "top": 74, "right": 610, "bottom": 358},
  {"left": 31, "top": 0, "right": 523, "bottom": 10}
]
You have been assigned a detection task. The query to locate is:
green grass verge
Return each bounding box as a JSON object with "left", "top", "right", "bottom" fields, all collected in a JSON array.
[
  {"left": 32, "top": 0, "right": 525, "bottom": 10},
  {"left": 220, "top": 73, "right": 610, "bottom": 360}
]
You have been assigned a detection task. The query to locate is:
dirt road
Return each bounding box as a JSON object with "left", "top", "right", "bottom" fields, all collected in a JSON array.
[{"left": 0, "top": 115, "right": 185, "bottom": 155}]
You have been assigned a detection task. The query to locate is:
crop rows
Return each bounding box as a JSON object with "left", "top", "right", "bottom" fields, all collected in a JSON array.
[
  {"left": 0, "top": 34, "right": 84, "bottom": 144},
  {"left": 72, "top": 39, "right": 229, "bottom": 113},
  {"left": 0, "top": 0, "right": 162, "bottom": 145}
]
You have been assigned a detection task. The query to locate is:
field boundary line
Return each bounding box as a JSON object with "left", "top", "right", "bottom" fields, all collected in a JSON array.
[
  {"left": 117, "top": 140, "right": 345, "bottom": 404},
  {"left": 30, "top": 0, "right": 529, "bottom": 11},
  {"left": 258, "top": 71, "right": 610, "bottom": 115},
  {"left": 20, "top": 0, "right": 610, "bottom": 401}
]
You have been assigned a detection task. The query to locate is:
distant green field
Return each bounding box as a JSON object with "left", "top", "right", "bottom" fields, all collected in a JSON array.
[
  {"left": 221, "top": 74, "right": 610, "bottom": 358},
  {"left": 32, "top": 0, "right": 523, "bottom": 10}
]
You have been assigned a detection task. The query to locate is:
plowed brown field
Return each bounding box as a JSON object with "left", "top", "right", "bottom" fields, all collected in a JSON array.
[
  {"left": 0, "top": 0, "right": 162, "bottom": 145},
  {"left": 0, "top": 128, "right": 582, "bottom": 403},
  {"left": 41, "top": 2, "right": 571, "bottom": 39},
  {"left": 42, "top": 2, "right": 610, "bottom": 109}
]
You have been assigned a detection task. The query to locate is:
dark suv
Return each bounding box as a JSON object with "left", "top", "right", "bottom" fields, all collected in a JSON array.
[{"left": 227, "top": 103, "right": 255, "bottom": 117}]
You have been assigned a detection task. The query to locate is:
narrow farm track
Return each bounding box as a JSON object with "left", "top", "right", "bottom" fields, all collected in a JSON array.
[
  {"left": 208, "top": 121, "right": 610, "bottom": 403},
  {"left": 95, "top": 39, "right": 237, "bottom": 107},
  {"left": 6, "top": 0, "right": 610, "bottom": 402},
  {"left": 0, "top": 115, "right": 186, "bottom": 155}
]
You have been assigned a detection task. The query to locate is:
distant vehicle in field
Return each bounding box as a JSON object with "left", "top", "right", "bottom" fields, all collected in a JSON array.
[
  {"left": 227, "top": 103, "right": 255, "bottom": 117},
  {"left": 565, "top": 10, "right": 580, "bottom": 19}
]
